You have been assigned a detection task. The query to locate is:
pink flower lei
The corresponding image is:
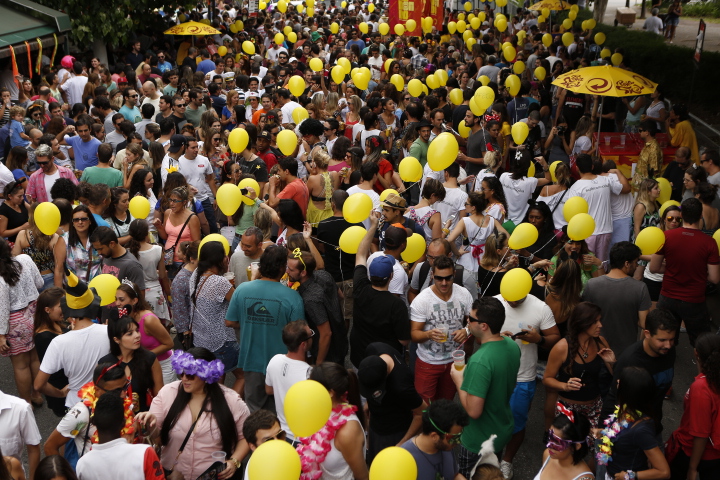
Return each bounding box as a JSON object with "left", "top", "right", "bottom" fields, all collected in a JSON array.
[{"left": 296, "top": 403, "right": 358, "bottom": 480}]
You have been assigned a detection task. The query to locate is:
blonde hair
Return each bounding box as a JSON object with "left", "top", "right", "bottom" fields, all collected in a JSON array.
[
  {"left": 312, "top": 149, "right": 331, "bottom": 170},
  {"left": 349, "top": 95, "right": 362, "bottom": 114},
  {"left": 326, "top": 92, "right": 340, "bottom": 113},
  {"left": 480, "top": 233, "right": 508, "bottom": 268},
  {"left": 9, "top": 106, "right": 25, "bottom": 118},
  {"left": 636, "top": 178, "right": 659, "bottom": 215},
  {"left": 555, "top": 162, "right": 571, "bottom": 187},
  {"left": 472, "top": 465, "right": 504, "bottom": 480},
  {"left": 483, "top": 151, "right": 498, "bottom": 170}
]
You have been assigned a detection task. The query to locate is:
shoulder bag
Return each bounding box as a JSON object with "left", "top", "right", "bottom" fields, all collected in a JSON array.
[
  {"left": 163, "top": 213, "right": 195, "bottom": 267},
  {"left": 163, "top": 398, "right": 208, "bottom": 480}
]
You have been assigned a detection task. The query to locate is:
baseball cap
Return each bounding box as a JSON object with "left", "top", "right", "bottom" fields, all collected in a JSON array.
[
  {"left": 168, "top": 134, "right": 187, "bottom": 153},
  {"left": 117, "top": 77, "right": 128, "bottom": 84},
  {"left": 368, "top": 254, "right": 394, "bottom": 279},
  {"left": 380, "top": 193, "right": 407, "bottom": 210},
  {"left": 358, "top": 355, "right": 388, "bottom": 403},
  {"left": 258, "top": 131, "right": 272, "bottom": 141},
  {"left": 289, "top": 57, "right": 298, "bottom": 63},
  {"left": 384, "top": 226, "right": 408, "bottom": 250},
  {"left": 12, "top": 169, "right": 27, "bottom": 183}
]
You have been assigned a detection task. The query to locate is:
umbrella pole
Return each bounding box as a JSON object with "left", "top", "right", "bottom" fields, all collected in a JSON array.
[{"left": 596, "top": 96, "right": 604, "bottom": 156}]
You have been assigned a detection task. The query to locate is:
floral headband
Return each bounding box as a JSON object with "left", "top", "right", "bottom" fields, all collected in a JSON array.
[{"left": 171, "top": 350, "right": 224, "bottom": 384}]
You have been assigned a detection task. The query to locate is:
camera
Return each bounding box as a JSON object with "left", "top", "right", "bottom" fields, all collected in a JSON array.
[
  {"left": 240, "top": 188, "right": 248, "bottom": 195},
  {"left": 557, "top": 126, "right": 566, "bottom": 134}
]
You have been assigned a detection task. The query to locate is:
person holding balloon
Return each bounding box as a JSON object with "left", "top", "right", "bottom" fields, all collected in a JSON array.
[
  {"left": 548, "top": 228, "right": 603, "bottom": 291},
  {"left": 63, "top": 205, "right": 102, "bottom": 283},
  {"left": 632, "top": 179, "right": 661, "bottom": 279},
  {"left": 499, "top": 149, "right": 551, "bottom": 227}
]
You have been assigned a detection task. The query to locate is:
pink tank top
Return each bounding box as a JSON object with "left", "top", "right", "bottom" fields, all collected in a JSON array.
[
  {"left": 165, "top": 214, "right": 194, "bottom": 262},
  {"left": 138, "top": 312, "right": 171, "bottom": 361}
]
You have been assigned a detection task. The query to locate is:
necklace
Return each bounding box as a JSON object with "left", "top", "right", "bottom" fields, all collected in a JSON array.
[
  {"left": 578, "top": 339, "right": 591, "bottom": 359},
  {"left": 413, "top": 437, "right": 444, "bottom": 480},
  {"left": 596, "top": 405, "right": 640, "bottom": 465}
]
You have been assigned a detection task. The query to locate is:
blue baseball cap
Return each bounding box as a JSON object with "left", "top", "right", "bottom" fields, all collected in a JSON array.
[
  {"left": 369, "top": 255, "right": 395, "bottom": 279},
  {"left": 12, "top": 169, "right": 27, "bottom": 183}
]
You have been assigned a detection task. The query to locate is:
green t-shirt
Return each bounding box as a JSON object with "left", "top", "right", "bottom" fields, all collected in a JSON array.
[
  {"left": 409, "top": 138, "right": 429, "bottom": 167},
  {"left": 80, "top": 166, "right": 124, "bottom": 187},
  {"left": 549, "top": 254, "right": 597, "bottom": 290},
  {"left": 184, "top": 104, "right": 207, "bottom": 127},
  {"left": 460, "top": 336, "right": 520, "bottom": 453},
  {"left": 234, "top": 199, "right": 261, "bottom": 235},
  {"left": 226, "top": 279, "right": 304, "bottom": 374}
]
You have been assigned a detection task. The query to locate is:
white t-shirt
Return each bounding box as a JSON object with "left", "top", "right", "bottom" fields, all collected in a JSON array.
[
  {"left": 499, "top": 172, "right": 539, "bottom": 224},
  {"left": 567, "top": 175, "right": 623, "bottom": 235},
  {"left": 0, "top": 390, "right": 42, "bottom": 457},
  {"left": 281, "top": 101, "right": 301, "bottom": 125},
  {"left": 265, "top": 354, "right": 311, "bottom": 440},
  {"left": 76, "top": 438, "right": 155, "bottom": 480},
  {"left": 420, "top": 163, "right": 444, "bottom": 192},
  {"left": 43, "top": 169, "right": 61, "bottom": 201},
  {"left": 608, "top": 173, "right": 633, "bottom": 220},
  {"left": 0, "top": 162, "right": 14, "bottom": 206},
  {"left": 433, "top": 187, "right": 467, "bottom": 240},
  {"left": 572, "top": 135, "right": 592, "bottom": 156},
  {"left": 178, "top": 154, "right": 213, "bottom": 201},
  {"left": 367, "top": 251, "right": 408, "bottom": 305},
  {"left": 495, "top": 294, "right": 556, "bottom": 383},
  {"left": 345, "top": 185, "right": 380, "bottom": 228},
  {"left": 60, "top": 75, "right": 88, "bottom": 106},
  {"left": 57, "top": 401, "right": 96, "bottom": 457},
  {"left": 39, "top": 324, "right": 110, "bottom": 407},
  {"left": 410, "top": 284, "right": 473, "bottom": 365},
  {"left": 644, "top": 16, "right": 663, "bottom": 35},
  {"left": 367, "top": 55, "right": 383, "bottom": 81}
]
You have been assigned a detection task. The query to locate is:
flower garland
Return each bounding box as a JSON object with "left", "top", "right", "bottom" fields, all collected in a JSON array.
[
  {"left": 296, "top": 403, "right": 358, "bottom": 480},
  {"left": 78, "top": 381, "right": 136, "bottom": 443},
  {"left": 596, "top": 405, "right": 641, "bottom": 465}
]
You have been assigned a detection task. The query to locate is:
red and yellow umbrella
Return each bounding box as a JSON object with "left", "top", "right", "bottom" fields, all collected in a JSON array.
[{"left": 164, "top": 21, "right": 221, "bottom": 36}]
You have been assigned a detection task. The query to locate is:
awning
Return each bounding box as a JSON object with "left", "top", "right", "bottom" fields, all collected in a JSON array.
[{"left": 0, "top": 0, "right": 70, "bottom": 48}]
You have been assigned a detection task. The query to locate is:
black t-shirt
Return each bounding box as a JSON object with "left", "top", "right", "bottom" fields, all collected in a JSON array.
[
  {"left": 561, "top": 92, "right": 586, "bottom": 132},
  {"left": 364, "top": 342, "right": 423, "bottom": 435},
  {"left": 480, "top": 43, "right": 496, "bottom": 56},
  {"left": 466, "top": 128, "right": 490, "bottom": 177},
  {"left": 451, "top": 105, "right": 469, "bottom": 133},
  {"left": 606, "top": 419, "right": 659, "bottom": 476},
  {"left": 349, "top": 265, "right": 410, "bottom": 367},
  {"left": 0, "top": 202, "right": 28, "bottom": 243},
  {"left": 99, "top": 349, "right": 157, "bottom": 412},
  {"left": 662, "top": 161, "right": 686, "bottom": 203},
  {"left": 599, "top": 97, "right": 618, "bottom": 133},
  {"left": 600, "top": 340, "right": 676, "bottom": 431},
  {"left": 238, "top": 156, "right": 269, "bottom": 183},
  {"left": 182, "top": 56, "right": 197, "bottom": 73},
  {"left": 317, "top": 216, "right": 358, "bottom": 282}
]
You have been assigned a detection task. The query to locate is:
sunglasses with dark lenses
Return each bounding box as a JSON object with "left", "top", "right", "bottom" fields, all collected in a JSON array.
[
  {"left": 129, "top": 94, "right": 139, "bottom": 98},
  {"left": 261, "top": 429, "right": 287, "bottom": 442},
  {"left": 433, "top": 274, "right": 454, "bottom": 283},
  {"left": 466, "top": 315, "right": 480, "bottom": 324},
  {"left": 37, "top": 161, "right": 50, "bottom": 165},
  {"left": 212, "top": 137, "right": 222, "bottom": 141},
  {"left": 666, "top": 216, "right": 682, "bottom": 223},
  {"left": 180, "top": 372, "right": 196, "bottom": 380},
  {"left": 73, "top": 217, "right": 90, "bottom": 223},
  {"left": 638, "top": 128, "right": 645, "bottom": 132}
]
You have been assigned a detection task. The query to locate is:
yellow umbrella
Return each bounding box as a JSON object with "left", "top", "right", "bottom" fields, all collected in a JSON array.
[
  {"left": 164, "top": 21, "right": 221, "bottom": 36},
  {"left": 551, "top": 65, "right": 657, "bottom": 97},
  {"left": 528, "top": 0, "right": 572, "bottom": 10}
]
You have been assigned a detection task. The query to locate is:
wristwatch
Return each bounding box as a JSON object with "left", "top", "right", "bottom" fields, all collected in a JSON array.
[{"left": 229, "top": 457, "right": 241, "bottom": 469}]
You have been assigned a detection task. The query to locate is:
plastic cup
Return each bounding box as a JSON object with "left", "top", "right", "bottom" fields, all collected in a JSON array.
[
  {"left": 223, "top": 272, "right": 235, "bottom": 285},
  {"left": 620, "top": 134, "right": 626, "bottom": 146},
  {"left": 452, "top": 350, "right": 466, "bottom": 370},
  {"left": 604, "top": 136, "right": 610, "bottom": 146},
  {"left": 438, "top": 325, "right": 449, "bottom": 343},
  {"left": 212, "top": 451, "right": 226, "bottom": 464},
  {"left": 250, "top": 261, "right": 260, "bottom": 280}
]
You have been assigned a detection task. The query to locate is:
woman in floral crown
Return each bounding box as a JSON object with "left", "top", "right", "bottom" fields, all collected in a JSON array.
[
  {"left": 597, "top": 366, "right": 669, "bottom": 480},
  {"left": 298, "top": 362, "right": 368, "bottom": 480},
  {"left": 135, "top": 348, "right": 250, "bottom": 480}
]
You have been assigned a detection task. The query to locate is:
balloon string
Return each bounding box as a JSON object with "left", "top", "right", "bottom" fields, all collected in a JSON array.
[{"left": 479, "top": 248, "right": 510, "bottom": 298}]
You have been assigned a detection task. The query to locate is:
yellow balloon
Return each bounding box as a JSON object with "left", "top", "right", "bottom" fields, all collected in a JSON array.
[
  {"left": 569, "top": 10, "right": 577, "bottom": 21},
  {"left": 338, "top": 57, "right": 351, "bottom": 74},
  {"left": 128, "top": 196, "right": 150, "bottom": 220},
  {"left": 379, "top": 189, "right": 399, "bottom": 202},
  {"left": 517, "top": 29, "right": 527, "bottom": 39},
  {"left": 505, "top": 74, "right": 521, "bottom": 97},
  {"left": 230, "top": 23, "right": 239, "bottom": 33},
  {"left": 600, "top": 48, "right": 611, "bottom": 59},
  {"left": 595, "top": 32, "right": 606, "bottom": 45},
  {"left": 359, "top": 22, "right": 369, "bottom": 34},
  {"left": 331, "top": 22, "right": 340, "bottom": 34},
  {"left": 463, "top": 30, "right": 473, "bottom": 42},
  {"left": 296, "top": 4, "right": 304, "bottom": 13},
  {"left": 368, "top": 3, "right": 375, "bottom": 12},
  {"left": 242, "top": 41, "right": 255, "bottom": 55},
  {"left": 89, "top": 274, "right": 120, "bottom": 307},
  {"left": 394, "top": 24, "right": 405, "bottom": 35},
  {"left": 331, "top": 65, "right": 345, "bottom": 84},
  {"left": 464, "top": 1, "right": 472, "bottom": 11},
  {"left": 217, "top": 184, "right": 242, "bottom": 216},
  {"left": 399, "top": 157, "right": 423, "bottom": 182},
  {"left": 458, "top": 122, "right": 471, "bottom": 138},
  {"left": 428, "top": 132, "right": 459, "bottom": 172},
  {"left": 457, "top": 13, "right": 465, "bottom": 21},
  {"left": 542, "top": 7, "right": 550, "bottom": 18},
  {"left": 503, "top": 46, "right": 516, "bottom": 62},
  {"left": 466, "top": 37, "right": 477, "bottom": 50},
  {"left": 542, "top": 33, "right": 552, "bottom": 47},
  {"left": 379, "top": 23, "right": 389, "bottom": 35},
  {"left": 406, "top": 19, "right": 417, "bottom": 33},
  {"left": 426, "top": 74, "right": 440, "bottom": 90},
  {"left": 571, "top": 4, "right": 579, "bottom": 13},
  {"left": 370, "top": 447, "right": 417, "bottom": 480},
  {"left": 508, "top": 223, "right": 539, "bottom": 250},
  {"left": 513, "top": 61, "right": 526, "bottom": 75},
  {"left": 587, "top": 19, "right": 597, "bottom": 29},
  {"left": 34, "top": 202, "right": 61, "bottom": 235},
  {"left": 248, "top": 438, "right": 301, "bottom": 480},
  {"left": 449, "top": 88, "right": 464, "bottom": 105},
  {"left": 511, "top": 121, "right": 529, "bottom": 145},
  {"left": 401, "top": 234, "right": 426, "bottom": 263},
  {"left": 436, "top": 69, "right": 448, "bottom": 86},
  {"left": 475, "top": 86, "right": 495, "bottom": 111},
  {"left": 277, "top": 0, "right": 287, "bottom": 12},
  {"left": 284, "top": 26, "right": 292, "bottom": 36},
  {"left": 495, "top": 13, "right": 506, "bottom": 23},
  {"left": 341, "top": 0, "right": 347, "bottom": 6},
  {"left": 496, "top": 0, "right": 507, "bottom": 6},
  {"left": 277, "top": 130, "right": 298, "bottom": 156},
  {"left": 448, "top": 21, "right": 457, "bottom": 34},
  {"left": 307, "top": 0, "right": 314, "bottom": 7},
  {"left": 238, "top": 178, "right": 261, "bottom": 205},
  {"left": 198, "top": 234, "right": 230, "bottom": 257},
  {"left": 611, "top": 53, "right": 623, "bottom": 66},
  {"left": 471, "top": 17, "right": 481, "bottom": 30},
  {"left": 292, "top": 107, "right": 309, "bottom": 124},
  {"left": 528, "top": 162, "right": 536, "bottom": 178},
  {"left": 469, "top": 97, "right": 484, "bottom": 116},
  {"left": 714, "top": 230, "right": 720, "bottom": 252},
  {"left": 408, "top": 79, "right": 423, "bottom": 98},
  {"left": 563, "top": 196, "right": 589, "bottom": 222},
  {"left": 478, "top": 75, "right": 491, "bottom": 86},
  {"left": 567, "top": 213, "right": 595, "bottom": 241},
  {"left": 562, "top": 32, "right": 573, "bottom": 47},
  {"left": 390, "top": 74, "right": 404, "bottom": 92},
  {"left": 479, "top": 12, "right": 486, "bottom": 22},
  {"left": 288, "top": 32, "right": 297, "bottom": 43},
  {"left": 562, "top": 19, "right": 572, "bottom": 30},
  {"left": 274, "top": 32, "right": 284, "bottom": 46},
  {"left": 309, "top": 58, "right": 323, "bottom": 72},
  {"left": 549, "top": 160, "right": 562, "bottom": 183},
  {"left": 659, "top": 200, "right": 680, "bottom": 218},
  {"left": 259, "top": 1, "right": 266, "bottom": 8},
  {"left": 285, "top": 380, "right": 332, "bottom": 437},
  {"left": 656, "top": 177, "right": 671, "bottom": 204},
  {"left": 217, "top": 46, "right": 227, "bottom": 57},
  {"left": 533, "top": 66, "right": 547, "bottom": 82},
  {"left": 502, "top": 41, "right": 512, "bottom": 50},
  {"left": 228, "top": 127, "right": 249, "bottom": 153},
  {"left": 288, "top": 75, "right": 306, "bottom": 97},
  {"left": 500, "top": 268, "right": 532, "bottom": 302},
  {"left": 343, "top": 193, "right": 373, "bottom": 223},
  {"left": 352, "top": 72, "right": 369, "bottom": 90},
  {"left": 635, "top": 226, "right": 666, "bottom": 255},
  {"left": 456, "top": 20, "right": 467, "bottom": 33}
]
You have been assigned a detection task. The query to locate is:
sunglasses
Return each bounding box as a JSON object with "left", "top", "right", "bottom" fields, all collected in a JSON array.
[
  {"left": 303, "top": 329, "right": 316, "bottom": 342},
  {"left": 666, "top": 216, "right": 682, "bottom": 223},
  {"left": 261, "top": 429, "right": 287, "bottom": 442},
  {"left": 212, "top": 137, "right": 221, "bottom": 141},
  {"left": 128, "top": 94, "right": 139, "bottom": 98},
  {"left": 466, "top": 315, "right": 480, "bottom": 324},
  {"left": 638, "top": 128, "right": 646, "bottom": 132},
  {"left": 37, "top": 161, "right": 50, "bottom": 165},
  {"left": 428, "top": 416, "right": 462, "bottom": 445},
  {"left": 433, "top": 274, "right": 454, "bottom": 283},
  {"left": 73, "top": 217, "right": 90, "bottom": 223},
  {"left": 169, "top": 199, "right": 183, "bottom": 204},
  {"left": 180, "top": 372, "right": 196, "bottom": 380},
  {"left": 175, "top": 104, "right": 186, "bottom": 108}
]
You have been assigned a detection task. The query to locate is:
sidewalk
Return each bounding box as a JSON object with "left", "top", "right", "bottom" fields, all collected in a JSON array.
[{"left": 601, "top": 0, "right": 720, "bottom": 51}]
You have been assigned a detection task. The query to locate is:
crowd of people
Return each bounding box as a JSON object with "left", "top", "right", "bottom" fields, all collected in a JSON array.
[{"left": 0, "top": 1, "right": 719, "bottom": 480}]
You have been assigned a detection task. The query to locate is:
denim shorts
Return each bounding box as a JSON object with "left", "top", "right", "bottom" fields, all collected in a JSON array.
[
  {"left": 213, "top": 341, "right": 240, "bottom": 373},
  {"left": 509, "top": 380, "right": 537, "bottom": 433}
]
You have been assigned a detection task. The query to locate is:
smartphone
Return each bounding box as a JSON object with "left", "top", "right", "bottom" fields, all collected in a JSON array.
[{"left": 240, "top": 188, "right": 248, "bottom": 195}]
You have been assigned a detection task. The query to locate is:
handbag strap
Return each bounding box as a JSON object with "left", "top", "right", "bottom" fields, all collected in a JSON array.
[
  {"left": 79, "top": 404, "right": 92, "bottom": 457},
  {"left": 167, "top": 213, "right": 195, "bottom": 252},
  {"left": 550, "top": 188, "right": 569, "bottom": 215},
  {"left": 188, "top": 273, "right": 212, "bottom": 332},
  {"left": 171, "top": 397, "right": 208, "bottom": 469}
]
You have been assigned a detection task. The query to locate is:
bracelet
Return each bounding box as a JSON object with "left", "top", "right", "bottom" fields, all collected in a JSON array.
[{"left": 229, "top": 457, "right": 241, "bottom": 469}]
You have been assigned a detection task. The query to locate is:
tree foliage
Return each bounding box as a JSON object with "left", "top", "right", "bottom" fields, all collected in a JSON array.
[{"left": 35, "top": 0, "right": 195, "bottom": 47}]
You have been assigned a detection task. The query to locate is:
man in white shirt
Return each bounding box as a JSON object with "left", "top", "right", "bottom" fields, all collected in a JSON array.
[
  {"left": 643, "top": 8, "right": 664, "bottom": 35},
  {"left": 568, "top": 154, "right": 630, "bottom": 264},
  {"left": 267, "top": 42, "right": 288, "bottom": 64},
  {"left": 230, "top": 227, "right": 264, "bottom": 282},
  {"left": 0, "top": 390, "right": 41, "bottom": 479},
  {"left": 367, "top": 45, "right": 384, "bottom": 81},
  {"left": 434, "top": 162, "right": 468, "bottom": 245},
  {"left": 346, "top": 162, "right": 381, "bottom": 229},
  {"left": 265, "top": 320, "right": 312, "bottom": 442},
  {"left": 277, "top": 88, "right": 301, "bottom": 128},
  {"left": 179, "top": 137, "right": 218, "bottom": 233},
  {"left": 60, "top": 61, "right": 88, "bottom": 106}
]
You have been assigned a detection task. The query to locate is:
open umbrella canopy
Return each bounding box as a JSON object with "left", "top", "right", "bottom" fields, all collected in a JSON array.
[
  {"left": 551, "top": 65, "right": 657, "bottom": 97},
  {"left": 164, "top": 21, "right": 221, "bottom": 36},
  {"left": 528, "top": 0, "right": 572, "bottom": 11}
]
